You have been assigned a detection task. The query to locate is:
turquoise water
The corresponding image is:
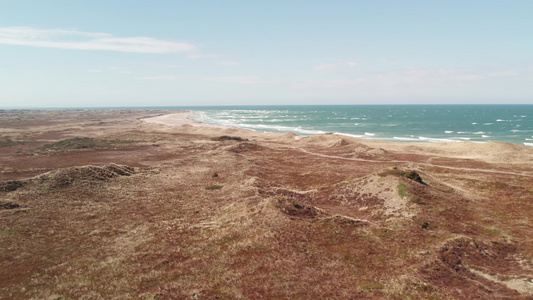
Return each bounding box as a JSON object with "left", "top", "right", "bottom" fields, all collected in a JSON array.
[{"left": 184, "top": 105, "right": 533, "bottom": 146}]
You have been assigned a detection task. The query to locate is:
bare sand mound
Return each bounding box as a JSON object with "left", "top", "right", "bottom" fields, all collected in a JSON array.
[
  {"left": 280, "top": 132, "right": 301, "bottom": 141},
  {"left": 208, "top": 135, "right": 268, "bottom": 153},
  {"left": 311, "top": 168, "right": 430, "bottom": 220},
  {"left": 298, "top": 133, "right": 392, "bottom": 159},
  {"left": 301, "top": 133, "right": 351, "bottom": 146},
  {"left": 354, "top": 146, "right": 390, "bottom": 159}
]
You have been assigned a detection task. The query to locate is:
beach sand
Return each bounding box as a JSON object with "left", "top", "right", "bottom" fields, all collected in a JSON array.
[
  {"left": 1, "top": 109, "right": 533, "bottom": 299},
  {"left": 143, "top": 111, "right": 533, "bottom": 165},
  {"left": 141, "top": 111, "right": 202, "bottom": 126}
]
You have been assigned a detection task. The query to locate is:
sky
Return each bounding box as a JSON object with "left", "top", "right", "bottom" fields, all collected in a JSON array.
[{"left": 0, "top": 0, "right": 532, "bottom": 108}]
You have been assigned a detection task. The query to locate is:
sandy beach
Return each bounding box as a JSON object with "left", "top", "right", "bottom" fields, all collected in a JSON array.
[
  {"left": 141, "top": 111, "right": 202, "bottom": 127},
  {"left": 1, "top": 109, "right": 533, "bottom": 299},
  {"left": 143, "top": 111, "right": 533, "bottom": 165}
]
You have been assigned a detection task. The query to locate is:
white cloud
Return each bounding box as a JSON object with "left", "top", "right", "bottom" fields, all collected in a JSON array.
[
  {"left": 379, "top": 68, "right": 486, "bottom": 85},
  {"left": 137, "top": 75, "right": 184, "bottom": 80},
  {"left": 487, "top": 70, "right": 518, "bottom": 77},
  {"left": 86, "top": 66, "right": 133, "bottom": 74},
  {"left": 453, "top": 74, "right": 483, "bottom": 81},
  {"left": 217, "top": 61, "right": 240, "bottom": 66},
  {"left": 292, "top": 78, "right": 367, "bottom": 89},
  {"left": 0, "top": 26, "right": 196, "bottom": 53},
  {"left": 314, "top": 61, "right": 357, "bottom": 71},
  {"left": 204, "top": 76, "right": 264, "bottom": 85},
  {"left": 188, "top": 54, "right": 222, "bottom": 59},
  {"left": 293, "top": 68, "right": 492, "bottom": 90}
]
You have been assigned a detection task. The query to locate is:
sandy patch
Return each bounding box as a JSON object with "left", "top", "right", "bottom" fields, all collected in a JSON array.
[{"left": 141, "top": 111, "right": 201, "bottom": 127}]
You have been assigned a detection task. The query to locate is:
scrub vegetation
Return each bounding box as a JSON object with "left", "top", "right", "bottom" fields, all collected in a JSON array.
[{"left": 1, "top": 110, "right": 533, "bottom": 299}]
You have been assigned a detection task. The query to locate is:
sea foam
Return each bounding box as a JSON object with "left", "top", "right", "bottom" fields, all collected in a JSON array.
[
  {"left": 393, "top": 137, "right": 419, "bottom": 141},
  {"left": 189, "top": 105, "right": 533, "bottom": 145}
]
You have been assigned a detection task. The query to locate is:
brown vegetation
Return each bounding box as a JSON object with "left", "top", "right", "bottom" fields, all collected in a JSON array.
[{"left": 1, "top": 110, "right": 533, "bottom": 299}]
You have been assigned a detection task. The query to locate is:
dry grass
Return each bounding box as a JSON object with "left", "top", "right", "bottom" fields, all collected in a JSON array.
[{"left": 1, "top": 110, "right": 533, "bottom": 299}]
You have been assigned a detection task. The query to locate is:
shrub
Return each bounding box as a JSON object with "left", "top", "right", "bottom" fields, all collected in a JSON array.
[
  {"left": 397, "top": 182, "right": 408, "bottom": 198},
  {"left": 402, "top": 170, "right": 425, "bottom": 185},
  {"left": 211, "top": 136, "right": 248, "bottom": 142},
  {"left": 205, "top": 185, "right": 223, "bottom": 190}
]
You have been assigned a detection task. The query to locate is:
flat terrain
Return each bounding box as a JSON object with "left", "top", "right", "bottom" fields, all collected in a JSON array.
[{"left": 1, "top": 109, "right": 533, "bottom": 299}]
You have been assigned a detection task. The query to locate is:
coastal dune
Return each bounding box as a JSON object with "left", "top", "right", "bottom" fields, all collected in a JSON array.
[
  {"left": 142, "top": 112, "right": 202, "bottom": 126},
  {"left": 143, "top": 111, "right": 533, "bottom": 165},
  {"left": 1, "top": 109, "right": 533, "bottom": 299}
]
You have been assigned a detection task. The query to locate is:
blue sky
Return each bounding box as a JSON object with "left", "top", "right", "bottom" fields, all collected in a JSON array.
[{"left": 0, "top": 0, "right": 532, "bottom": 107}]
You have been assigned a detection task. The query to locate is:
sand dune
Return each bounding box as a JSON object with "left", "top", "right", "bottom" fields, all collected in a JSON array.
[
  {"left": 2, "top": 109, "right": 532, "bottom": 299},
  {"left": 143, "top": 111, "right": 533, "bottom": 165}
]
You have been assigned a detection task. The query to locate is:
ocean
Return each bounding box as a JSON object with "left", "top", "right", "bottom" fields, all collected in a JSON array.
[{"left": 182, "top": 105, "right": 533, "bottom": 146}]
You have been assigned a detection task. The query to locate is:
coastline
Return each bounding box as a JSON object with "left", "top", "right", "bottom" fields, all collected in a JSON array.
[
  {"left": 141, "top": 111, "right": 202, "bottom": 126},
  {"left": 141, "top": 111, "right": 533, "bottom": 165},
  {"left": 1, "top": 109, "right": 533, "bottom": 299},
  {"left": 141, "top": 106, "right": 533, "bottom": 146}
]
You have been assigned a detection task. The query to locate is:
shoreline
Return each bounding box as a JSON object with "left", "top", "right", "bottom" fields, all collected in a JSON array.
[
  {"left": 141, "top": 111, "right": 202, "bottom": 127},
  {"left": 3, "top": 106, "right": 531, "bottom": 146},
  {"left": 140, "top": 111, "right": 533, "bottom": 165},
  {"left": 142, "top": 111, "right": 533, "bottom": 148}
]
